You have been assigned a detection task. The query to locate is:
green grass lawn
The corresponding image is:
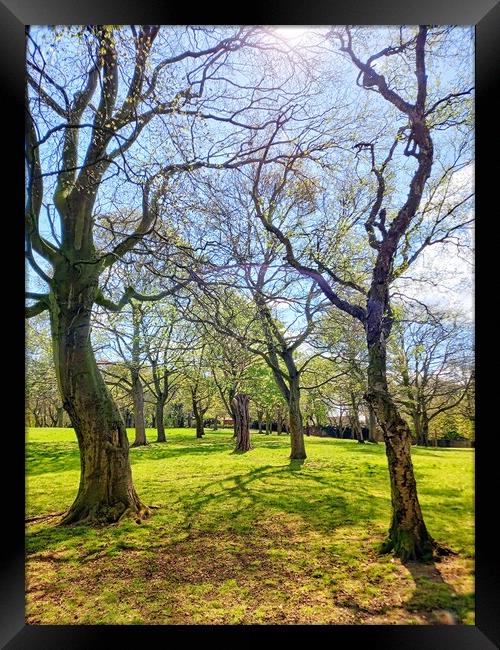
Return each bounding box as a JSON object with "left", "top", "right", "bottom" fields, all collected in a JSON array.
[{"left": 26, "top": 427, "right": 474, "bottom": 625}]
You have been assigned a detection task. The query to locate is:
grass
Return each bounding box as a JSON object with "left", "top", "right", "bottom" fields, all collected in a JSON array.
[{"left": 26, "top": 427, "right": 474, "bottom": 625}]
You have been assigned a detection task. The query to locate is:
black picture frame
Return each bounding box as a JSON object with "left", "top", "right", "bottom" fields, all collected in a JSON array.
[{"left": 6, "top": 1, "right": 499, "bottom": 647}]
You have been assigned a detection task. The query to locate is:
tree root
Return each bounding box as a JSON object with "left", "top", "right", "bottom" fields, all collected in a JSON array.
[
  {"left": 25, "top": 512, "right": 65, "bottom": 523},
  {"left": 379, "top": 532, "right": 453, "bottom": 563}
]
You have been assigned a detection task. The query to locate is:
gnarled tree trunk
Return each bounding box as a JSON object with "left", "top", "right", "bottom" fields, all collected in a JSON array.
[
  {"left": 155, "top": 398, "right": 166, "bottom": 443},
  {"left": 366, "top": 337, "right": 434, "bottom": 561},
  {"left": 50, "top": 271, "right": 148, "bottom": 525},
  {"left": 232, "top": 393, "right": 251, "bottom": 452}
]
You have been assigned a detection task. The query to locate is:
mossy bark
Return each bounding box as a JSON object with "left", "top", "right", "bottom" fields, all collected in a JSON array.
[
  {"left": 366, "top": 339, "right": 435, "bottom": 561},
  {"left": 50, "top": 267, "right": 148, "bottom": 525}
]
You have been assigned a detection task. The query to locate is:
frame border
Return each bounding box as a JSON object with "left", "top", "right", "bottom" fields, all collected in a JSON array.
[{"left": 7, "top": 1, "right": 499, "bottom": 646}]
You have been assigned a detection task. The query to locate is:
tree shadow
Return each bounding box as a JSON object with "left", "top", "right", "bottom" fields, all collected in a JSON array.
[
  {"left": 288, "top": 459, "right": 305, "bottom": 471},
  {"left": 175, "top": 462, "right": 388, "bottom": 540},
  {"left": 404, "top": 560, "right": 474, "bottom": 624},
  {"left": 26, "top": 441, "right": 81, "bottom": 476}
]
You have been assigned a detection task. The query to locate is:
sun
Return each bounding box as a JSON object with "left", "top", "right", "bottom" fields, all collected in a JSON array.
[
  {"left": 274, "top": 26, "right": 312, "bottom": 40},
  {"left": 272, "top": 26, "right": 327, "bottom": 45}
]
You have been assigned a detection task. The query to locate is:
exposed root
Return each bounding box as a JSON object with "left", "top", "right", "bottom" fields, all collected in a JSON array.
[
  {"left": 379, "top": 531, "right": 446, "bottom": 563},
  {"left": 25, "top": 512, "right": 65, "bottom": 523},
  {"left": 57, "top": 499, "right": 150, "bottom": 527}
]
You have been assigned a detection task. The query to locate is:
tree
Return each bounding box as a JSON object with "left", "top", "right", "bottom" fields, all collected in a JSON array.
[
  {"left": 232, "top": 393, "right": 252, "bottom": 452},
  {"left": 140, "top": 302, "right": 193, "bottom": 442},
  {"left": 185, "top": 179, "right": 329, "bottom": 459},
  {"left": 252, "top": 26, "right": 473, "bottom": 560},
  {"left": 26, "top": 315, "right": 66, "bottom": 427},
  {"left": 390, "top": 310, "right": 473, "bottom": 446},
  {"left": 25, "top": 25, "right": 299, "bottom": 524}
]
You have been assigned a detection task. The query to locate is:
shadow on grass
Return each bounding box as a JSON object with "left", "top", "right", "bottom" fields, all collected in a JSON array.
[
  {"left": 26, "top": 521, "right": 93, "bottom": 556},
  {"left": 26, "top": 442, "right": 81, "bottom": 476},
  {"left": 175, "top": 462, "right": 389, "bottom": 539},
  {"left": 404, "top": 561, "right": 474, "bottom": 624},
  {"left": 130, "top": 439, "right": 234, "bottom": 462}
]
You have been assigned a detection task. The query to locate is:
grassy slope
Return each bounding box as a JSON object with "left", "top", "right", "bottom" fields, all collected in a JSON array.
[{"left": 26, "top": 427, "right": 474, "bottom": 625}]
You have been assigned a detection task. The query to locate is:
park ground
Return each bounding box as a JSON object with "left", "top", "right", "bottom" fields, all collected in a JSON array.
[{"left": 26, "top": 427, "right": 474, "bottom": 625}]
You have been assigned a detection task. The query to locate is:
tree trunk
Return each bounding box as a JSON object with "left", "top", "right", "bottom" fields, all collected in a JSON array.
[
  {"left": 257, "top": 410, "right": 263, "bottom": 434},
  {"left": 192, "top": 398, "right": 204, "bottom": 438},
  {"left": 131, "top": 370, "right": 147, "bottom": 447},
  {"left": 228, "top": 388, "right": 237, "bottom": 438},
  {"left": 265, "top": 411, "right": 271, "bottom": 435},
  {"left": 367, "top": 405, "right": 380, "bottom": 443},
  {"left": 49, "top": 273, "right": 148, "bottom": 525},
  {"left": 276, "top": 409, "right": 283, "bottom": 435},
  {"left": 366, "top": 338, "right": 434, "bottom": 561},
  {"left": 187, "top": 412, "right": 193, "bottom": 428},
  {"left": 56, "top": 406, "right": 64, "bottom": 427},
  {"left": 350, "top": 392, "right": 365, "bottom": 443},
  {"left": 156, "top": 398, "right": 166, "bottom": 443},
  {"left": 195, "top": 414, "right": 204, "bottom": 438},
  {"left": 288, "top": 376, "right": 306, "bottom": 460},
  {"left": 130, "top": 304, "right": 147, "bottom": 447},
  {"left": 232, "top": 393, "right": 251, "bottom": 452},
  {"left": 417, "top": 412, "right": 429, "bottom": 446}
]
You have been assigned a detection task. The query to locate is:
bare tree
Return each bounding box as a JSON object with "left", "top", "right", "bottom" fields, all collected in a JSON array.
[
  {"left": 252, "top": 26, "right": 473, "bottom": 560},
  {"left": 390, "top": 311, "right": 473, "bottom": 446},
  {"left": 25, "top": 25, "right": 310, "bottom": 523}
]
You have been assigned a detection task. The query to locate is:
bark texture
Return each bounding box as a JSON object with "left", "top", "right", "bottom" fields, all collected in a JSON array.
[
  {"left": 50, "top": 268, "right": 148, "bottom": 524},
  {"left": 366, "top": 339, "right": 435, "bottom": 561},
  {"left": 288, "top": 377, "right": 306, "bottom": 460},
  {"left": 232, "top": 393, "right": 252, "bottom": 452},
  {"left": 155, "top": 398, "right": 166, "bottom": 442}
]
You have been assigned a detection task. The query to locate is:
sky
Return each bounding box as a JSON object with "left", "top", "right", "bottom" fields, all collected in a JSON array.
[{"left": 27, "top": 25, "right": 474, "bottom": 334}]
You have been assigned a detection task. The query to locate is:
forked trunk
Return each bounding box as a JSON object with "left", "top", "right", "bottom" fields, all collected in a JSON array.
[
  {"left": 49, "top": 272, "right": 147, "bottom": 525},
  {"left": 232, "top": 393, "right": 251, "bottom": 452}
]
